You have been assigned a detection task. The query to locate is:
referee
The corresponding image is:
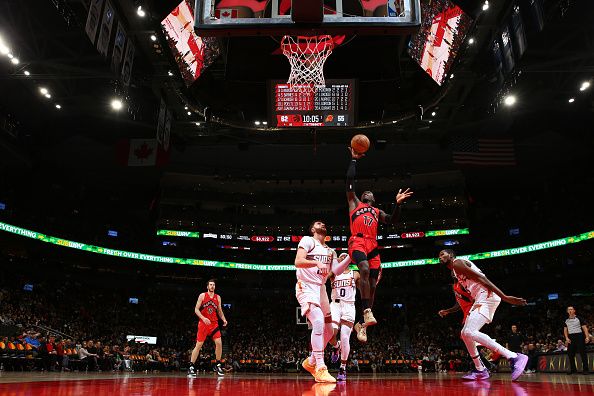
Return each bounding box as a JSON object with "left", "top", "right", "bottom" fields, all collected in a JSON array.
[{"left": 563, "top": 306, "right": 591, "bottom": 374}]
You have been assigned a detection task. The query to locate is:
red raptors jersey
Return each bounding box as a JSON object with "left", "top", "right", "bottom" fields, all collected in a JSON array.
[
  {"left": 200, "top": 292, "right": 220, "bottom": 323},
  {"left": 453, "top": 281, "right": 473, "bottom": 320},
  {"left": 349, "top": 201, "right": 379, "bottom": 238}
]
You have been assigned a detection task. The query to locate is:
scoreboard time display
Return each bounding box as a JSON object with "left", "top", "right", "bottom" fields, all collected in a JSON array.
[{"left": 269, "top": 79, "right": 356, "bottom": 127}]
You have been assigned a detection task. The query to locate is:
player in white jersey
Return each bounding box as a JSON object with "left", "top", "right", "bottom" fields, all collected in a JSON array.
[
  {"left": 329, "top": 266, "right": 359, "bottom": 382},
  {"left": 295, "top": 220, "right": 351, "bottom": 383},
  {"left": 438, "top": 249, "right": 529, "bottom": 381}
]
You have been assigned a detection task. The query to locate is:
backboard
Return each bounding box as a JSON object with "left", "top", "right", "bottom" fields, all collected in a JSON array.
[{"left": 194, "top": 0, "right": 421, "bottom": 36}]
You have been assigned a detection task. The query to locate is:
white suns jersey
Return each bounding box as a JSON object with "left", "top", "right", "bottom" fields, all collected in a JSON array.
[
  {"left": 331, "top": 270, "right": 356, "bottom": 302},
  {"left": 452, "top": 258, "right": 487, "bottom": 300},
  {"left": 296, "top": 236, "right": 334, "bottom": 285}
]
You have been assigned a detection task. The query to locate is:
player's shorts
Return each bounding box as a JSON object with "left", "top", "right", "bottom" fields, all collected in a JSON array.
[
  {"left": 330, "top": 300, "right": 356, "bottom": 328},
  {"left": 196, "top": 321, "right": 221, "bottom": 342},
  {"left": 296, "top": 280, "right": 331, "bottom": 317},
  {"left": 470, "top": 289, "right": 501, "bottom": 324},
  {"left": 348, "top": 236, "right": 381, "bottom": 269}
]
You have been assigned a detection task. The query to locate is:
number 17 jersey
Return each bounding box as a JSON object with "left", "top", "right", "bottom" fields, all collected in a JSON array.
[{"left": 349, "top": 201, "right": 379, "bottom": 238}]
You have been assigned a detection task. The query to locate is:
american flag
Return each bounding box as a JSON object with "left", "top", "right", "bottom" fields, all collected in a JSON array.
[{"left": 452, "top": 137, "right": 516, "bottom": 166}]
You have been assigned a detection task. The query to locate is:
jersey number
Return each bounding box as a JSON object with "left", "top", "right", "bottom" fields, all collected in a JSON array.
[
  {"left": 340, "top": 289, "right": 346, "bottom": 297},
  {"left": 363, "top": 216, "right": 374, "bottom": 226}
]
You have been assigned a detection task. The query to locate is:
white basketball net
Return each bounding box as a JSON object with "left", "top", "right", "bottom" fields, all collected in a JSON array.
[{"left": 281, "top": 35, "right": 334, "bottom": 94}]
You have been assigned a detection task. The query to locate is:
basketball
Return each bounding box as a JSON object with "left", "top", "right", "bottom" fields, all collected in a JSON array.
[{"left": 351, "top": 134, "right": 370, "bottom": 154}]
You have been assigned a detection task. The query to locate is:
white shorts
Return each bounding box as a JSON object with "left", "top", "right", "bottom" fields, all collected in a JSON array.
[
  {"left": 330, "top": 300, "right": 356, "bottom": 328},
  {"left": 296, "top": 280, "right": 330, "bottom": 317},
  {"left": 470, "top": 289, "right": 501, "bottom": 324}
]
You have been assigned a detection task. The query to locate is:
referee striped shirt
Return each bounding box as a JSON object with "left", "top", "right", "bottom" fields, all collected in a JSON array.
[{"left": 564, "top": 316, "right": 585, "bottom": 335}]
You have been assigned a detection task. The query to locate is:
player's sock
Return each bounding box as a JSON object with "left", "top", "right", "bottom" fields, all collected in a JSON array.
[
  {"left": 470, "top": 354, "right": 486, "bottom": 371},
  {"left": 309, "top": 352, "right": 316, "bottom": 366},
  {"left": 313, "top": 350, "right": 325, "bottom": 369}
]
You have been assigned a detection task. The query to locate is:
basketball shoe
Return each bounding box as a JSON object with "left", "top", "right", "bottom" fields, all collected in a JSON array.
[
  {"left": 187, "top": 365, "right": 197, "bottom": 378},
  {"left": 302, "top": 357, "right": 317, "bottom": 377},
  {"left": 509, "top": 353, "right": 528, "bottom": 381},
  {"left": 331, "top": 341, "right": 341, "bottom": 364},
  {"left": 462, "top": 368, "right": 490, "bottom": 380},
  {"left": 314, "top": 366, "right": 336, "bottom": 383},
  {"left": 354, "top": 322, "right": 367, "bottom": 342},
  {"left": 363, "top": 309, "right": 377, "bottom": 326},
  {"left": 337, "top": 367, "right": 347, "bottom": 382}
]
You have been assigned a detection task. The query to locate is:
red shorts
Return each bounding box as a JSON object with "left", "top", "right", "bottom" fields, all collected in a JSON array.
[
  {"left": 348, "top": 236, "right": 381, "bottom": 270},
  {"left": 196, "top": 321, "right": 221, "bottom": 342}
]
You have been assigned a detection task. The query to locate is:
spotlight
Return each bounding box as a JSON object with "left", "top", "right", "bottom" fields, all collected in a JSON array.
[
  {"left": 39, "top": 87, "right": 48, "bottom": 95},
  {"left": 431, "top": 111, "right": 436, "bottom": 116},
  {"left": 150, "top": 34, "right": 157, "bottom": 42},
  {"left": 7, "top": 53, "right": 13, "bottom": 59},
  {"left": 111, "top": 99, "right": 124, "bottom": 110},
  {"left": 24, "top": 70, "right": 30, "bottom": 76},
  {"left": 580, "top": 81, "right": 590, "bottom": 91},
  {"left": 468, "top": 38, "right": 475, "bottom": 45},
  {"left": 503, "top": 95, "right": 516, "bottom": 106},
  {"left": 10, "top": 57, "right": 18, "bottom": 65},
  {"left": 44, "top": 93, "right": 51, "bottom": 99},
  {"left": 262, "top": 121, "right": 268, "bottom": 125},
  {"left": 449, "top": 74, "right": 454, "bottom": 79},
  {"left": 195, "top": 122, "right": 201, "bottom": 126},
  {"left": 568, "top": 98, "right": 575, "bottom": 103},
  {"left": 0, "top": 45, "right": 9, "bottom": 55},
  {"left": 482, "top": 1, "right": 489, "bottom": 11},
  {"left": 137, "top": 6, "right": 146, "bottom": 17},
  {"left": 254, "top": 121, "right": 261, "bottom": 125},
  {"left": 55, "top": 104, "right": 61, "bottom": 109},
  {"left": 187, "top": 111, "right": 191, "bottom": 116},
  {"left": 184, "top": 106, "right": 188, "bottom": 110},
  {"left": 168, "top": 70, "right": 173, "bottom": 76}
]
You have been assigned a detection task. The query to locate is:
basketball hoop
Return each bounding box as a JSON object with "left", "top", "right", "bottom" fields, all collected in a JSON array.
[{"left": 281, "top": 35, "right": 335, "bottom": 94}]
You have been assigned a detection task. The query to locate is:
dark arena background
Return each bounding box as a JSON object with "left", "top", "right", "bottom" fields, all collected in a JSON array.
[{"left": 0, "top": 0, "right": 593, "bottom": 395}]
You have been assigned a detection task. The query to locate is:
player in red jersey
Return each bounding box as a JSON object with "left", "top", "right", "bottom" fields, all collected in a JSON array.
[
  {"left": 346, "top": 148, "right": 413, "bottom": 341},
  {"left": 438, "top": 275, "right": 474, "bottom": 323},
  {"left": 188, "top": 279, "right": 228, "bottom": 378}
]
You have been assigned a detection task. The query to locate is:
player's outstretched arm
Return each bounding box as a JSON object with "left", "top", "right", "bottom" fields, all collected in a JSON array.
[
  {"left": 379, "top": 188, "right": 414, "bottom": 224},
  {"left": 330, "top": 252, "right": 351, "bottom": 277},
  {"left": 346, "top": 148, "right": 362, "bottom": 212},
  {"left": 438, "top": 302, "right": 461, "bottom": 317},
  {"left": 217, "top": 295, "right": 228, "bottom": 327},
  {"left": 452, "top": 259, "right": 527, "bottom": 306},
  {"left": 194, "top": 293, "right": 211, "bottom": 325}
]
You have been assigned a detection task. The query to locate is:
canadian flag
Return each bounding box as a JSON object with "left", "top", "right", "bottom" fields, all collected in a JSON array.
[
  {"left": 214, "top": 9, "right": 238, "bottom": 19},
  {"left": 116, "top": 139, "right": 158, "bottom": 166}
]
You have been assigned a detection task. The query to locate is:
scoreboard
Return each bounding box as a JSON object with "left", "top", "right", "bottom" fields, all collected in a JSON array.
[{"left": 269, "top": 79, "right": 356, "bottom": 127}]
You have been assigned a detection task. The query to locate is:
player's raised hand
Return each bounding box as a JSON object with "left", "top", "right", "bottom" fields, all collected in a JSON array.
[
  {"left": 348, "top": 146, "right": 365, "bottom": 159},
  {"left": 502, "top": 295, "right": 527, "bottom": 306},
  {"left": 316, "top": 261, "right": 328, "bottom": 275},
  {"left": 202, "top": 317, "right": 212, "bottom": 326},
  {"left": 395, "top": 188, "right": 414, "bottom": 205},
  {"left": 438, "top": 309, "right": 448, "bottom": 318},
  {"left": 338, "top": 253, "right": 348, "bottom": 262}
]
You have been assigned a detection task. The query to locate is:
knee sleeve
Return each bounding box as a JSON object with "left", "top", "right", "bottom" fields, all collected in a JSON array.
[{"left": 307, "top": 305, "right": 325, "bottom": 335}]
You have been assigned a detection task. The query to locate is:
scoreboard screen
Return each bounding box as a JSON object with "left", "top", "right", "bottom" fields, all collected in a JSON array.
[{"left": 269, "top": 79, "right": 356, "bottom": 127}]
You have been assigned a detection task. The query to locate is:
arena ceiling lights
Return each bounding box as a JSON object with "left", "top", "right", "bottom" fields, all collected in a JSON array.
[{"left": 1, "top": 222, "right": 593, "bottom": 271}]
